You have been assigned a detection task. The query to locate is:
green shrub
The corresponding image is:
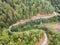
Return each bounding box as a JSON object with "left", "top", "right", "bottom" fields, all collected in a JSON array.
[{"left": 47, "top": 30, "right": 60, "bottom": 45}]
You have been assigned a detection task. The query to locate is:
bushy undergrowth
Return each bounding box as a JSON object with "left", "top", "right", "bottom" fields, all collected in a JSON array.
[
  {"left": 47, "top": 30, "right": 60, "bottom": 45},
  {"left": 0, "top": 28, "right": 44, "bottom": 45}
]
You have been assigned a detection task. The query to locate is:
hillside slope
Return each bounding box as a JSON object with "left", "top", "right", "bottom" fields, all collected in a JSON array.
[{"left": 0, "top": 0, "right": 54, "bottom": 27}]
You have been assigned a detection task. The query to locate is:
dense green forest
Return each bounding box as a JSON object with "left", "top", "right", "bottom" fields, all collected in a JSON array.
[
  {"left": 0, "top": 0, "right": 54, "bottom": 27},
  {"left": 0, "top": 0, "right": 60, "bottom": 45}
]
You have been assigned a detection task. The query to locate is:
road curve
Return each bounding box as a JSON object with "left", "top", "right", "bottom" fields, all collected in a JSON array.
[
  {"left": 8, "top": 24, "right": 18, "bottom": 32},
  {"left": 42, "top": 32, "right": 48, "bottom": 45}
]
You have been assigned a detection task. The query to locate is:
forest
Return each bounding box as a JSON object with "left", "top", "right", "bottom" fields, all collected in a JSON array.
[{"left": 0, "top": 0, "right": 60, "bottom": 45}]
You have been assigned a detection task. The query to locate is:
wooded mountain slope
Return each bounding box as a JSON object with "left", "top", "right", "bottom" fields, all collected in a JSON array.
[{"left": 0, "top": 0, "right": 54, "bottom": 27}]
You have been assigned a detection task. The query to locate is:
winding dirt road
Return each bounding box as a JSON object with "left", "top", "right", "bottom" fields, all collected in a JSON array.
[{"left": 8, "top": 12, "right": 58, "bottom": 45}]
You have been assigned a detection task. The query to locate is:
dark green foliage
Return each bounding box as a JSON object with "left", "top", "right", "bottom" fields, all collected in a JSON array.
[
  {"left": 47, "top": 30, "right": 60, "bottom": 45},
  {"left": 48, "top": 0, "right": 60, "bottom": 13},
  {"left": 0, "top": 0, "right": 54, "bottom": 27}
]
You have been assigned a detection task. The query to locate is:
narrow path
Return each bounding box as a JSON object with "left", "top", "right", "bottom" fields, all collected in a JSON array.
[
  {"left": 42, "top": 32, "right": 48, "bottom": 45},
  {"left": 31, "top": 12, "right": 58, "bottom": 20},
  {"left": 36, "top": 32, "right": 48, "bottom": 45}
]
